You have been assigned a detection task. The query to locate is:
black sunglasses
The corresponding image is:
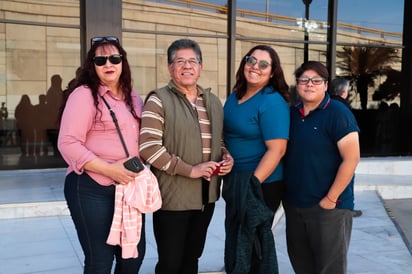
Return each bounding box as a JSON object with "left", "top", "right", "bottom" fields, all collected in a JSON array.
[
  {"left": 92, "top": 54, "right": 123, "bottom": 66},
  {"left": 90, "top": 36, "right": 119, "bottom": 46}
]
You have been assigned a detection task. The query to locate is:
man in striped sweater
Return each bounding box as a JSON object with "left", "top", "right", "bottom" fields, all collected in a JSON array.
[{"left": 139, "top": 38, "right": 233, "bottom": 274}]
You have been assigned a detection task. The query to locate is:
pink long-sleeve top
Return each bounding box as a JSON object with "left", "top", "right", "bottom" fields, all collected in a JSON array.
[
  {"left": 106, "top": 166, "right": 162, "bottom": 258},
  {"left": 58, "top": 85, "right": 143, "bottom": 186}
]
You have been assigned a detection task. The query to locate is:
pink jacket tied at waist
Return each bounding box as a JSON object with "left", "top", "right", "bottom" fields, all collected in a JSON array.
[{"left": 106, "top": 166, "right": 162, "bottom": 259}]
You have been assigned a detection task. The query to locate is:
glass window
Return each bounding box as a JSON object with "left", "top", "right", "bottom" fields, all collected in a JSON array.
[
  {"left": 123, "top": 33, "right": 227, "bottom": 99},
  {"left": 337, "top": 0, "right": 403, "bottom": 43},
  {"left": 333, "top": 0, "right": 404, "bottom": 156},
  {"left": 0, "top": 0, "right": 410, "bottom": 169},
  {"left": 123, "top": 1, "right": 229, "bottom": 98},
  {"left": 237, "top": 0, "right": 329, "bottom": 43},
  {"left": 0, "top": 1, "right": 80, "bottom": 170}
]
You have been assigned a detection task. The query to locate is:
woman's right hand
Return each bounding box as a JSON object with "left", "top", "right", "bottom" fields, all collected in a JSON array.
[
  {"left": 108, "top": 159, "right": 141, "bottom": 185},
  {"left": 84, "top": 158, "right": 138, "bottom": 185}
]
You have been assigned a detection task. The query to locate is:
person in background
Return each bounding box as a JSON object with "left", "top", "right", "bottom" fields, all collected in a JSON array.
[
  {"left": 15, "top": 95, "right": 35, "bottom": 156},
  {"left": 329, "top": 77, "right": 362, "bottom": 218},
  {"left": 1, "top": 102, "right": 9, "bottom": 131},
  {"left": 0, "top": 102, "right": 8, "bottom": 120},
  {"left": 223, "top": 45, "right": 290, "bottom": 274},
  {"left": 139, "top": 38, "right": 234, "bottom": 274},
  {"left": 284, "top": 61, "right": 360, "bottom": 274},
  {"left": 58, "top": 36, "right": 146, "bottom": 274}
]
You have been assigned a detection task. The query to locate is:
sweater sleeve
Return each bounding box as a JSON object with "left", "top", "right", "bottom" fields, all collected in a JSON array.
[
  {"left": 106, "top": 167, "right": 162, "bottom": 259},
  {"left": 124, "top": 167, "right": 162, "bottom": 213},
  {"left": 139, "top": 93, "right": 192, "bottom": 176}
]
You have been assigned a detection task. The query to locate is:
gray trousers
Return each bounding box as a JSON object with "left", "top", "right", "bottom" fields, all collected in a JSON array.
[{"left": 285, "top": 204, "right": 352, "bottom": 274}]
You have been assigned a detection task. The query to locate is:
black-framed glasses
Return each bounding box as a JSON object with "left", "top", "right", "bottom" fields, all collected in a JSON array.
[
  {"left": 92, "top": 54, "right": 123, "bottom": 66},
  {"left": 90, "top": 36, "right": 119, "bottom": 46},
  {"left": 297, "top": 77, "right": 325, "bottom": 85},
  {"left": 245, "top": 56, "right": 271, "bottom": 69}
]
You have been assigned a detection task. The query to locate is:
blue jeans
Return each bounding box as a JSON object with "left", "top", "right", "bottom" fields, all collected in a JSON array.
[{"left": 64, "top": 172, "right": 145, "bottom": 274}]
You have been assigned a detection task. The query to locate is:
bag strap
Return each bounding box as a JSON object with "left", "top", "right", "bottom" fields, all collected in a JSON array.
[{"left": 100, "top": 95, "right": 130, "bottom": 158}]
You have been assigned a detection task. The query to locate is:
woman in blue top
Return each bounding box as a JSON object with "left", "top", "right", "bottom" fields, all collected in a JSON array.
[{"left": 223, "top": 45, "right": 290, "bottom": 274}]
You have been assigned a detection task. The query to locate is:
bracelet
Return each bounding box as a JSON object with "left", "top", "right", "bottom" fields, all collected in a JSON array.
[{"left": 326, "top": 195, "right": 340, "bottom": 204}]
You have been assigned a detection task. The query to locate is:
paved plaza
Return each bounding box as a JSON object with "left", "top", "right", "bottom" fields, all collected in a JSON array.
[{"left": 1, "top": 157, "right": 412, "bottom": 274}]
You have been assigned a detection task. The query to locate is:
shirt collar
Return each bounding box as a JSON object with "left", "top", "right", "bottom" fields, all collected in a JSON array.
[
  {"left": 98, "top": 85, "right": 110, "bottom": 97},
  {"left": 98, "top": 85, "right": 137, "bottom": 100},
  {"left": 168, "top": 80, "right": 205, "bottom": 97},
  {"left": 296, "top": 92, "right": 331, "bottom": 118}
]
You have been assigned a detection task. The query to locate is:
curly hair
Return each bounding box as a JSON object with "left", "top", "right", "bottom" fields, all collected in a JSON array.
[
  {"left": 59, "top": 38, "right": 137, "bottom": 123},
  {"left": 233, "top": 45, "right": 290, "bottom": 103}
]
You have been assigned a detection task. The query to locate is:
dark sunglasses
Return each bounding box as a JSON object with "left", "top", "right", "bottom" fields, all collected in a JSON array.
[
  {"left": 90, "top": 36, "right": 119, "bottom": 46},
  {"left": 92, "top": 54, "right": 123, "bottom": 66},
  {"left": 245, "top": 56, "right": 271, "bottom": 69}
]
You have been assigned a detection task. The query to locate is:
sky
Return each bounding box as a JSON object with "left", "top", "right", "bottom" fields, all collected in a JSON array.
[{"left": 202, "top": 0, "right": 404, "bottom": 33}]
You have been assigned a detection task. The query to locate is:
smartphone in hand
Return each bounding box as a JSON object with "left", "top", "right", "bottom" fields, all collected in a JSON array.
[
  {"left": 211, "top": 160, "right": 227, "bottom": 176},
  {"left": 123, "top": 157, "right": 145, "bottom": 173}
]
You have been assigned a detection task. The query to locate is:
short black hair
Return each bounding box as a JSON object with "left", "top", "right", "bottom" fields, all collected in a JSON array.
[
  {"left": 167, "top": 39, "right": 202, "bottom": 64},
  {"left": 294, "top": 61, "right": 329, "bottom": 81}
]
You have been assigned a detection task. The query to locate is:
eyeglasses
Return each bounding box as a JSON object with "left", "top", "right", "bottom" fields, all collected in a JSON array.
[
  {"left": 245, "top": 56, "right": 271, "bottom": 69},
  {"left": 92, "top": 54, "right": 123, "bottom": 66},
  {"left": 173, "top": 58, "right": 200, "bottom": 67},
  {"left": 297, "top": 77, "right": 325, "bottom": 85},
  {"left": 90, "top": 36, "right": 119, "bottom": 46}
]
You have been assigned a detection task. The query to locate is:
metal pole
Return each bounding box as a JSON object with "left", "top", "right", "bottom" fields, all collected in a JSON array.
[
  {"left": 303, "top": 0, "right": 312, "bottom": 63},
  {"left": 400, "top": 0, "right": 412, "bottom": 153},
  {"left": 326, "top": 0, "right": 338, "bottom": 81},
  {"left": 227, "top": 0, "right": 236, "bottom": 98}
]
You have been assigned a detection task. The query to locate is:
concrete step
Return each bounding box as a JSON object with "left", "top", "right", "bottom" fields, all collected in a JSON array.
[
  {"left": 0, "top": 201, "right": 69, "bottom": 219},
  {"left": 356, "top": 156, "right": 412, "bottom": 175},
  {"left": 1, "top": 157, "right": 412, "bottom": 220}
]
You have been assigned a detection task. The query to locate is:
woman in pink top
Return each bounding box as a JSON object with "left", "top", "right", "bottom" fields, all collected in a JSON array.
[{"left": 58, "top": 36, "right": 145, "bottom": 274}]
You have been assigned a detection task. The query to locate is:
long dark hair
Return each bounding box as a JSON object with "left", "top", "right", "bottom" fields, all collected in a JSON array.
[
  {"left": 59, "top": 38, "right": 137, "bottom": 124},
  {"left": 233, "top": 45, "right": 290, "bottom": 103}
]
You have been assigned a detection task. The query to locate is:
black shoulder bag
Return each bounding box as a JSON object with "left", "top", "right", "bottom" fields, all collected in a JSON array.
[{"left": 101, "top": 95, "right": 145, "bottom": 173}]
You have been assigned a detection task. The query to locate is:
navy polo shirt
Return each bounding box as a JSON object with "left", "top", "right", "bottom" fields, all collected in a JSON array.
[{"left": 285, "top": 93, "right": 359, "bottom": 209}]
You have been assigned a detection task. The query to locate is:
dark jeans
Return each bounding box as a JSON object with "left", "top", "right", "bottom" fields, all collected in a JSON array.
[
  {"left": 64, "top": 172, "right": 145, "bottom": 274},
  {"left": 153, "top": 202, "right": 215, "bottom": 274},
  {"left": 284, "top": 203, "right": 352, "bottom": 274}
]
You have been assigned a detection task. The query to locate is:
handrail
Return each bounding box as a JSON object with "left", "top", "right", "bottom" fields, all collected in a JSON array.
[{"left": 160, "top": 0, "right": 402, "bottom": 39}]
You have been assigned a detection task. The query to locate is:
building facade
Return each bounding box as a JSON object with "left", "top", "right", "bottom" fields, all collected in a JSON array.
[{"left": 0, "top": 0, "right": 411, "bottom": 170}]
